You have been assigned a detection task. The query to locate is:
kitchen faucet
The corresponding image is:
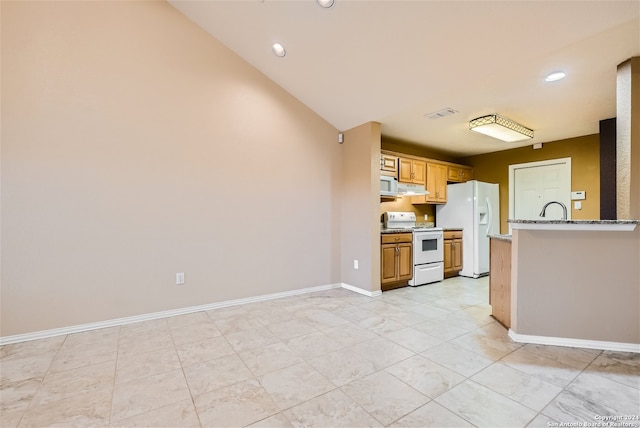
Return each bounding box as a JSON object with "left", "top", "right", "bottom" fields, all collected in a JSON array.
[{"left": 539, "top": 201, "right": 568, "bottom": 220}]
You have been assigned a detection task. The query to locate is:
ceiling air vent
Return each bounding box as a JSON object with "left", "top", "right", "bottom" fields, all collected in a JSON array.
[{"left": 425, "top": 108, "right": 458, "bottom": 120}]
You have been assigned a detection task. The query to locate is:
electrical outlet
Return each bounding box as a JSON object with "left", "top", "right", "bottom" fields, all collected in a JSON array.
[
  {"left": 176, "top": 272, "right": 185, "bottom": 285},
  {"left": 353, "top": 260, "right": 359, "bottom": 269}
]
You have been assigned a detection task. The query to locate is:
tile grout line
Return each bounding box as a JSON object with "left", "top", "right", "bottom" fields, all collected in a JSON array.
[{"left": 169, "top": 316, "right": 205, "bottom": 428}]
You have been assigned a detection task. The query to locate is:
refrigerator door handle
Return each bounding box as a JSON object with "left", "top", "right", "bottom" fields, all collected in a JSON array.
[{"left": 485, "top": 197, "right": 493, "bottom": 237}]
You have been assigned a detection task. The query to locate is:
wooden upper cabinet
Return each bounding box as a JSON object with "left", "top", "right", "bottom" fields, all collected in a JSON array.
[
  {"left": 398, "top": 158, "right": 426, "bottom": 185},
  {"left": 382, "top": 151, "right": 472, "bottom": 203},
  {"left": 447, "top": 165, "right": 473, "bottom": 183},
  {"left": 380, "top": 154, "right": 398, "bottom": 177},
  {"left": 425, "top": 163, "right": 447, "bottom": 203}
]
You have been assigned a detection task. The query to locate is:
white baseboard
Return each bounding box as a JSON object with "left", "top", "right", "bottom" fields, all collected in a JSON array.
[
  {"left": 340, "top": 283, "right": 382, "bottom": 297},
  {"left": 508, "top": 330, "right": 640, "bottom": 353},
  {"left": 0, "top": 283, "right": 342, "bottom": 346}
]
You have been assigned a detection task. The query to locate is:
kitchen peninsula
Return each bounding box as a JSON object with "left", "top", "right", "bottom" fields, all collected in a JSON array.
[{"left": 493, "top": 220, "right": 640, "bottom": 352}]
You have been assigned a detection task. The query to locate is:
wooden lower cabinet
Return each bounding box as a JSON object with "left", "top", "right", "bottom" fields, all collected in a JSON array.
[
  {"left": 381, "top": 233, "right": 413, "bottom": 290},
  {"left": 489, "top": 237, "right": 512, "bottom": 328},
  {"left": 443, "top": 231, "right": 463, "bottom": 277}
]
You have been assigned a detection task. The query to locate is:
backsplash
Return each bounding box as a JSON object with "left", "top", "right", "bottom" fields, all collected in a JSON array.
[{"left": 380, "top": 197, "right": 435, "bottom": 223}]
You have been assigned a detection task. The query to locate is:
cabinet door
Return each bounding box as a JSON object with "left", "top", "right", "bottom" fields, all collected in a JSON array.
[
  {"left": 447, "top": 165, "right": 473, "bottom": 183},
  {"left": 426, "top": 163, "right": 447, "bottom": 203},
  {"left": 398, "top": 158, "right": 414, "bottom": 183},
  {"left": 459, "top": 166, "right": 473, "bottom": 182},
  {"left": 381, "top": 154, "right": 398, "bottom": 173},
  {"left": 412, "top": 160, "right": 426, "bottom": 185},
  {"left": 436, "top": 165, "right": 447, "bottom": 201},
  {"left": 426, "top": 163, "right": 437, "bottom": 201},
  {"left": 453, "top": 239, "right": 463, "bottom": 270},
  {"left": 397, "top": 243, "right": 413, "bottom": 281},
  {"left": 443, "top": 240, "right": 453, "bottom": 271},
  {"left": 381, "top": 245, "right": 399, "bottom": 284},
  {"left": 448, "top": 166, "right": 463, "bottom": 183},
  {"left": 399, "top": 158, "right": 426, "bottom": 184}
]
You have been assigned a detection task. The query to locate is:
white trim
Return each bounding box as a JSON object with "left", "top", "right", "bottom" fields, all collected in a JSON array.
[
  {"left": 508, "top": 330, "right": 640, "bottom": 353},
  {"left": 341, "top": 283, "right": 382, "bottom": 297},
  {"left": 0, "top": 283, "right": 342, "bottom": 345},
  {"left": 510, "top": 222, "right": 637, "bottom": 232}
]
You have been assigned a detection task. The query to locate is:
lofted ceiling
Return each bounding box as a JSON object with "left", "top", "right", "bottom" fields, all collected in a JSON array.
[{"left": 168, "top": 0, "right": 640, "bottom": 157}]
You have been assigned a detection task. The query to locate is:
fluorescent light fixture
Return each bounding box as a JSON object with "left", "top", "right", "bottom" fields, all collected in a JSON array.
[
  {"left": 272, "top": 43, "right": 286, "bottom": 57},
  {"left": 316, "top": 0, "right": 334, "bottom": 7},
  {"left": 469, "top": 114, "right": 534, "bottom": 142},
  {"left": 545, "top": 71, "right": 566, "bottom": 82}
]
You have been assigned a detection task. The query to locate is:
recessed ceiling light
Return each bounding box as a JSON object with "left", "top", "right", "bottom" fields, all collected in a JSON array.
[
  {"left": 272, "top": 43, "right": 286, "bottom": 57},
  {"left": 545, "top": 71, "right": 566, "bottom": 82},
  {"left": 316, "top": 0, "right": 334, "bottom": 8}
]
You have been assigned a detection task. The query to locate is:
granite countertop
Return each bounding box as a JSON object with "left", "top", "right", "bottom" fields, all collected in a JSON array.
[
  {"left": 381, "top": 229, "right": 414, "bottom": 234},
  {"left": 508, "top": 219, "right": 640, "bottom": 224},
  {"left": 508, "top": 219, "right": 639, "bottom": 232},
  {"left": 490, "top": 234, "right": 512, "bottom": 242},
  {"left": 381, "top": 227, "right": 459, "bottom": 234},
  {"left": 380, "top": 221, "right": 436, "bottom": 234}
]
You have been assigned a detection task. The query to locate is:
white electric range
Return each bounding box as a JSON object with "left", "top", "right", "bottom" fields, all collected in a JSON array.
[{"left": 383, "top": 212, "right": 444, "bottom": 286}]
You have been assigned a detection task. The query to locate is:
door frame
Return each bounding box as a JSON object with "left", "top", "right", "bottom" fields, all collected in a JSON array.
[{"left": 508, "top": 157, "right": 572, "bottom": 226}]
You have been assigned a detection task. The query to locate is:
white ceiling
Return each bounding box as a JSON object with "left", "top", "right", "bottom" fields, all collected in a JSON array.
[{"left": 169, "top": 0, "right": 640, "bottom": 157}]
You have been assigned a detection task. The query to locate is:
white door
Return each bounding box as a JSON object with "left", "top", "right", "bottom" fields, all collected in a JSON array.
[{"left": 509, "top": 158, "right": 571, "bottom": 228}]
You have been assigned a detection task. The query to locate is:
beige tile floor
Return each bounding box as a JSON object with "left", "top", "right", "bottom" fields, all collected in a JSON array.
[{"left": 1, "top": 276, "right": 639, "bottom": 427}]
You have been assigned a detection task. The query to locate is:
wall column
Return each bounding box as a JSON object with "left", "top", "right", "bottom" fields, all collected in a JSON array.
[
  {"left": 341, "top": 122, "right": 382, "bottom": 294},
  {"left": 616, "top": 57, "right": 640, "bottom": 219}
]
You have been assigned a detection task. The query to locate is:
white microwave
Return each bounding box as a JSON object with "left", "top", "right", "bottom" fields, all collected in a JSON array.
[{"left": 380, "top": 175, "right": 398, "bottom": 197}]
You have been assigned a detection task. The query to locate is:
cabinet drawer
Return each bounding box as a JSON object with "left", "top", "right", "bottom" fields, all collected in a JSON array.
[
  {"left": 381, "top": 233, "right": 413, "bottom": 244},
  {"left": 444, "top": 231, "right": 463, "bottom": 239}
]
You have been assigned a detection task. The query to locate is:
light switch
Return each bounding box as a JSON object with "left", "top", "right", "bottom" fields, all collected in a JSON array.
[{"left": 574, "top": 201, "right": 582, "bottom": 210}]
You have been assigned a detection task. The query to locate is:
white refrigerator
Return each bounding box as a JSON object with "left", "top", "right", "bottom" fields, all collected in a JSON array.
[{"left": 435, "top": 180, "right": 500, "bottom": 278}]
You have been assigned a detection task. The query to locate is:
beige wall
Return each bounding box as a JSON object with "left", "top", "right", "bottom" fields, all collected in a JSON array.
[
  {"left": 462, "top": 135, "right": 601, "bottom": 233},
  {"left": 511, "top": 228, "right": 640, "bottom": 344},
  {"left": 1, "top": 1, "right": 342, "bottom": 336},
  {"left": 341, "top": 122, "right": 381, "bottom": 293}
]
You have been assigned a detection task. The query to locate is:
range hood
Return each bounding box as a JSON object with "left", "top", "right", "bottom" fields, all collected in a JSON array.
[{"left": 397, "top": 182, "right": 430, "bottom": 196}]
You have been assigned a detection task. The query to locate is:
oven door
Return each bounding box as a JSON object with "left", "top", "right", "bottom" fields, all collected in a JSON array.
[{"left": 413, "top": 231, "right": 444, "bottom": 264}]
